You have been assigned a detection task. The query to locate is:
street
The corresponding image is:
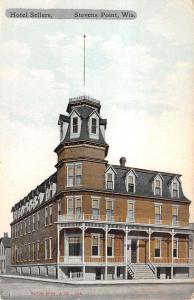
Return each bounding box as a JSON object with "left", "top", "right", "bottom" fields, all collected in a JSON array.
[{"left": 0, "top": 277, "right": 194, "bottom": 300}]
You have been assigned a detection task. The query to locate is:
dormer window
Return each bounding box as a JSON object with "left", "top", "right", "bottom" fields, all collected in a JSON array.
[
  {"left": 128, "top": 176, "right": 134, "bottom": 192},
  {"left": 171, "top": 178, "right": 179, "bottom": 198},
  {"left": 107, "top": 173, "right": 113, "bottom": 190},
  {"left": 125, "top": 169, "right": 137, "bottom": 193},
  {"left": 105, "top": 166, "right": 116, "bottom": 190},
  {"left": 73, "top": 117, "right": 78, "bottom": 133},
  {"left": 155, "top": 180, "right": 161, "bottom": 196},
  {"left": 91, "top": 118, "right": 97, "bottom": 134},
  {"left": 153, "top": 174, "right": 163, "bottom": 196}
]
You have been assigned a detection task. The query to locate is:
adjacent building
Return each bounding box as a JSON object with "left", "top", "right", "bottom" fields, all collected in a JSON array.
[
  {"left": 11, "top": 95, "right": 193, "bottom": 280},
  {"left": 0, "top": 233, "right": 11, "bottom": 274}
]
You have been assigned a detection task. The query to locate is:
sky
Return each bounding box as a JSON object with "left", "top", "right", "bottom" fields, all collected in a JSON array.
[{"left": 0, "top": 0, "right": 194, "bottom": 237}]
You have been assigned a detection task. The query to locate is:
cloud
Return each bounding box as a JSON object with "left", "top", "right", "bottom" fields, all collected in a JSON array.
[
  {"left": 0, "top": 40, "right": 31, "bottom": 67},
  {"left": 146, "top": 0, "right": 194, "bottom": 44}
]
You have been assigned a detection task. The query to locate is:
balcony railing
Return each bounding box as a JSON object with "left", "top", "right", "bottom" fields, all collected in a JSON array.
[
  {"left": 151, "top": 257, "right": 192, "bottom": 264},
  {"left": 59, "top": 256, "right": 125, "bottom": 264},
  {"left": 57, "top": 214, "right": 189, "bottom": 228}
]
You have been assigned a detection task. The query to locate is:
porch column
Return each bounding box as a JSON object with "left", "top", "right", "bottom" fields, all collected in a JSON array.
[
  {"left": 125, "top": 227, "right": 129, "bottom": 280},
  {"left": 82, "top": 223, "right": 85, "bottom": 279},
  {"left": 171, "top": 230, "right": 175, "bottom": 279},
  {"left": 105, "top": 225, "right": 108, "bottom": 280},
  {"left": 57, "top": 225, "right": 60, "bottom": 279},
  {"left": 148, "top": 228, "right": 152, "bottom": 261},
  {"left": 114, "top": 265, "right": 117, "bottom": 280}
]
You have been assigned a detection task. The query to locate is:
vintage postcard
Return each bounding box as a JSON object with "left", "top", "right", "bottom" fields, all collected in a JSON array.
[{"left": 0, "top": 0, "right": 194, "bottom": 299}]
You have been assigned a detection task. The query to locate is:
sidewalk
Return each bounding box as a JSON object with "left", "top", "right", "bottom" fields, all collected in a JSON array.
[{"left": 1, "top": 274, "right": 194, "bottom": 285}]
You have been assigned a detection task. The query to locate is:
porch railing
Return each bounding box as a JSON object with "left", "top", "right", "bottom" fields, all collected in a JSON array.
[
  {"left": 151, "top": 257, "right": 192, "bottom": 264},
  {"left": 59, "top": 256, "right": 125, "bottom": 264},
  {"left": 57, "top": 214, "right": 189, "bottom": 227}
]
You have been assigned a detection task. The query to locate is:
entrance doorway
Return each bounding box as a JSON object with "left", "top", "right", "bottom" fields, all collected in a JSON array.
[
  {"left": 131, "top": 240, "right": 138, "bottom": 263},
  {"left": 95, "top": 267, "right": 101, "bottom": 280}
]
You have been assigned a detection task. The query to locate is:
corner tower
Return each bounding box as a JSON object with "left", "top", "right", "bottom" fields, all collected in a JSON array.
[{"left": 54, "top": 95, "right": 109, "bottom": 195}]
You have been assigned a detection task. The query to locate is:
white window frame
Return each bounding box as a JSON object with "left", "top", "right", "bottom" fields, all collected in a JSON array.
[
  {"left": 106, "top": 198, "right": 114, "bottom": 221},
  {"left": 172, "top": 205, "right": 179, "bottom": 226},
  {"left": 92, "top": 197, "right": 100, "bottom": 220},
  {"left": 125, "top": 170, "right": 137, "bottom": 193},
  {"left": 45, "top": 207, "right": 48, "bottom": 226},
  {"left": 154, "top": 238, "right": 162, "bottom": 258},
  {"left": 45, "top": 239, "right": 48, "bottom": 260},
  {"left": 91, "top": 234, "right": 100, "bottom": 257},
  {"left": 153, "top": 175, "right": 163, "bottom": 196},
  {"left": 107, "top": 234, "right": 114, "bottom": 257},
  {"left": 75, "top": 196, "right": 82, "bottom": 216},
  {"left": 154, "top": 203, "right": 162, "bottom": 224},
  {"left": 49, "top": 204, "right": 53, "bottom": 224},
  {"left": 66, "top": 163, "right": 82, "bottom": 187},
  {"left": 70, "top": 110, "right": 81, "bottom": 139},
  {"left": 58, "top": 199, "right": 61, "bottom": 215},
  {"left": 37, "top": 241, "right": 40, "bottom": 261},
  {"left": 105, "top": 167, "right": 115, "bottom": 190},
  {"left": 37, "top": 212, "right": 40, "bottom": 229},
  {"left": 127, "top": 200, "right": 135, "bottom": 221},
  {"left": 67, "top": 196, "right": 74, "bottom": 216},
  {"left": 88, "top": 112, "right": 99, "bottom": 140},
  {"left": 49, "top": 237, "right": 52, "bottom": 259},
  {"left": 171, "top": 179, "right": 179, "bottom": 198},
  {"left": 173, "top": 238, "right": 179, "bottom": 258},
  {"left": 32, "top": 214, "right": 35, "bottom": 231}
]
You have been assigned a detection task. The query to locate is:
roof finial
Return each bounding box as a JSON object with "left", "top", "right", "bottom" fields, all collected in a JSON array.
[{"left": 83, "top": 35, "right": 86, "bottom": 91}]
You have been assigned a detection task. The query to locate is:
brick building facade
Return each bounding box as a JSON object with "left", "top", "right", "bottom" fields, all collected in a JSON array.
[{"left": 11, "top": 96, "right": 193, "bottom": 280}]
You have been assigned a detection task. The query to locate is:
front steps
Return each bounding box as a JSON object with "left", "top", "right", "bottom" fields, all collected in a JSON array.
[{"left": 128, "top": 263, "right": 156, "bottom": 279}]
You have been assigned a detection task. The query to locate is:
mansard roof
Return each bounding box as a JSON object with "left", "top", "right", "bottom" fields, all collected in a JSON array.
[
  {"left": 55, "top": 99, "right": 109, "bottom": 153},
  {"left": 0, "top": 237, "right": 11, "bottom": 248},
  {"left": 11, "top": 172, "right": 57, "bottom": 212},
  {"left": 110, "top": 164, "right": 190, "bottom": 203}
]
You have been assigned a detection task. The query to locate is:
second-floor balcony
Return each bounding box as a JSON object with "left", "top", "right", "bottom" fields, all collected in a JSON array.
[{"left": 57, "top": 213, "right": 189, "bottom": 228}]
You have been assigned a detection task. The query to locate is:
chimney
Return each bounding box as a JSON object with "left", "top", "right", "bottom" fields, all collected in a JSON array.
[
  {"left": 119, "top": 157, "right": 126, "bottom": 167},
  {"left": 4, "top": 232, "right": 8, "bottom": 238}
]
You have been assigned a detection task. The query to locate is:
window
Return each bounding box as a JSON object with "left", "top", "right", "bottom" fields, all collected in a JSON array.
[
  {"left": 75, "top": 164, "right": 82, "bottom": 186},
  {"left": 67, "top": 197, "right": 74, "bottom": 215},
  {"left": 67, "top": 163, "right": 82, "bottom": 187},
  {"left": 154, "top": 239, "right": 161, "bottom": 257},
  {"left": 172, "top": 206, "right": 179, "bottom": 225},
  {"left": 92, "top": 198, "right": 100, "bottom": 220},
  {"left": 107, "top": 173, "right": 113, "bottom": 190},
  {"left": 75, "top": 197, "right": 82, "bottom": 216},
  {"left": 45, "top": 207, "right": 48, "bottom": 226},
  {"left": 173, "top": 239, "right": 178, "bottom": 258},
  {"left": 49, "top": 205, "right": 53, "bottom": 224},
  {"left": 58, "top": 199, "right": 61, "bottom": 215},
  {"left": 92, "top": 235, "right": 99, "bottom": 256},
  {"left": 45, "top": 239, "right": 49, "bottom": 259},
  {"left": 24, "top": 220, "right": 27, "bottom": 235},
  {"left": 49, "top": 238, "right": 52, "bottom": 259},
  {"left": 32, "top": 214, "right": 35, "bottom": 231},
  {"left": 155, "top": 204, "right": 162, "bottom": 224},
  {"left": 155, "top": 180, "right": 161, "bottom": 196},
  {"left": 128, "top": 176, "right": 135, "bottom": 192},
  {"left": 28, "top": 243, "right": 31, "bottom": 261},
  {"left": 73, "top": 117, "right": 78, "bottom": 133},
  {"left": 107, "top": 236, "right": 114, "bottom": 257},
  {"left": 28, "top": 217, "right": 31, "bottom": 233},
  {"left": 37, "top": 212, "right": 40, "bottom": 229},
  {"left": 32, "top": 243, "right": 35, "bottom": 261},
  {"left": 20, "top": 222, "right": 23, "bottom": 236},
  {"left": 106, "top": 199, "right": 114, "bottom": 221},
  {"left": 68, "top": 236, "right": 81, "bottom": 256},
  {"left": 37, "top": 242, "right": 40, "bottom": 260},
  {"left": 172, "top": 182, "right": 179, "bottom": 198},
  {"left": 91, "top": 118, "right": 97, "bottom": 134},
  {"left": 127, "top": 201, "right": 135, "bottom": 221},
  {"left": 60, "top": 123, "right": 63, "bottom": 140}
]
